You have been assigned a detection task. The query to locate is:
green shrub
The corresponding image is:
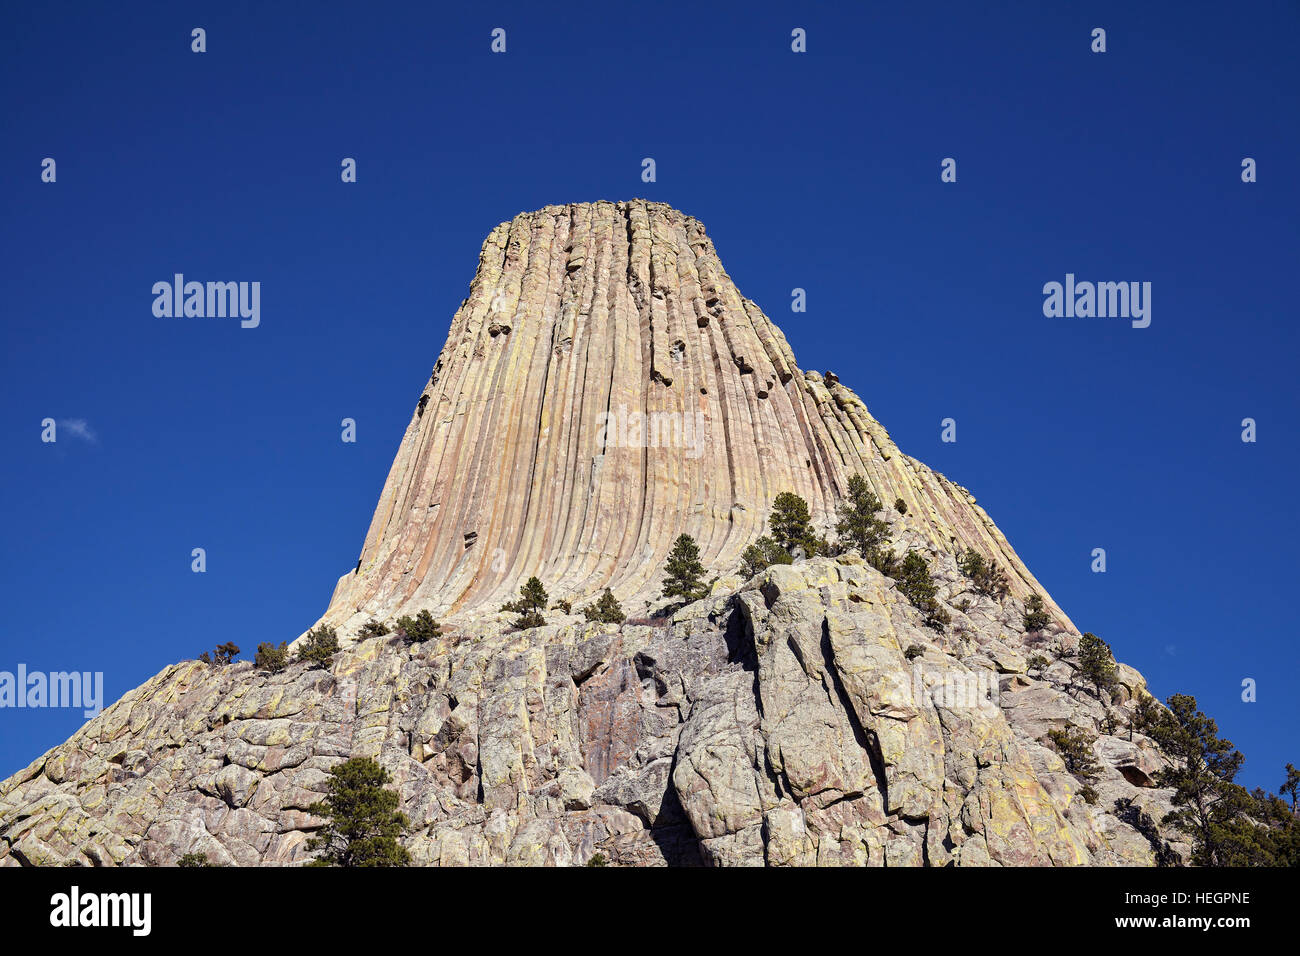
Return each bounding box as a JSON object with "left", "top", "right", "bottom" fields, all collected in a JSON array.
[
  {"left": 307, "top": 757, "right": 410, "bottom": 867},
  {"left": 177, "top": 852, "right": 214, "bottom": 867},
  {"left": 296, "top": 624, "right": 340, "bottom": 669},
  {"left": 904, "top": 644, "right": 924, "bottom": 661},
  {"left": 502, "top": 577, "right": 548, "bottom": 629},
  {"left": 254, "top": 641, "right": 289, "bottom": 674},
  {"left": 957, "top": 549, "right": 1010, "bottom": 599},
  {"left": 1047, "top": 726, "right": 1101, "bottom": 804},
  {"left": 395, "top": 609, "right": 441, "bottom": 644},
  {"left": 582, "top": 589, "right": 625, "bottom": 624},
  {"left": 198, "top": 642, "right": 240, "bottom": 666},
  {"left": 957, "top": 548, "right": 985, "bottom": 580},
  {"left": 662, "top": 534, "right": 707, "bottom": 604},
  {"left": 1022, "top": 593, "right": 1051, "bottom": 632},
  {"left": 895, "top": 551, "right": 950, "bottom": 632},
  {"left": 740, "top": 535, "right": 792, "bottom": 577},
  {"left": 586, "top": 852, "right": 609, "bottom": 867},
  {"left": 867, "top": 547, "right": 898, "bottom": 577},
  {"left": 359, "top": 618, "right": 390, "bottom": 638},
  {"left": 894, "top": 497, "right": 907, "bottom": 515},
  {"left": 981, "top": 560, "right": 1010, "bottom": 598},
  {"left": 1128, "top": 692, "right": 1160, "bottom": 740}
]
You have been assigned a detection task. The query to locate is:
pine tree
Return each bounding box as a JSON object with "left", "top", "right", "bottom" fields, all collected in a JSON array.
[
  {"left": 1282, "top": 763, "right": 1300, "bottom": 813},
  {"left": 895, "top": 550, "right": 950, "bottom": 632},
  {"left": 1077, "top": 631, "right": 1118, "bottom": 699},
  {"left": 307, "top": 757, "right": 410, "bottom": 867},
  {"left": 957, "top": 549, "right": 1009, "bottom": 599},
  {"left": 834, "top": 474, "right": 890, "bottom": 558},
  {"left": 1145, "top": 694, "right": 1247, "bottom": 866},
  {"left": 254, "top": 641, "right": 289, "bottom": 674},
  {"left": 769, "top": 492, "right": 820, "bottom": 558},
  {"left": 982, "top": 559, "right": 1010, "bottom": 598},
  {"left": 395, "top": 609, "right": 441, "bottom": 643},
  {"left": 662, "top": 534, "right": 708, "bottom": 603},
  {"left": 1128, "top": 691, "right": 1161, "bottom": 741},
  {"left": 519, "top": 576, "right": 547, "bottom": 611},
  {"left": 1215, "top": 785, "right": 1300, "bottom": 866},
  {"left": 582, "top": 589, "right": 626, "bottom": 624},
  {"left": 198, "top": 641, "right": 240, "bottom": 665},
  {"left": 740, "top": 535, "right": 792, "bottom": 577},
  {"left": 1022, "top": 593, "right": 1051, "bottom": 632},
  {"left": 502, "top": 577, "right": 548, "bottom": 629},
  {"left": 957, "top": 548, "right": 986, "bottom": 581},
  {"left": 1126, "top": 718, "right": 1299, "bottom": 865},
  {"left": 296, "top": 624, "right": 340, "bottom": 669},
  {"left": 1047, "top": 726, "right": 1102, "bottom": 804}
]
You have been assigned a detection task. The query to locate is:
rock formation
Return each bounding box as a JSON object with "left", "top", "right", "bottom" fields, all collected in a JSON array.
[
  {"left": 320, "top": 200, "right": 1065, "bottom": 630},
  {"left": 0, "top": 201, "right": 1180, "bottom": 866}
]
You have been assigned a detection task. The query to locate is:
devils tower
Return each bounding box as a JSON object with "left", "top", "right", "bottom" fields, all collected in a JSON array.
[
  {"left": 321, "top": 200, "right": 1062, "bottom": 629},
  {"left": 0, "top": 202, "right": 1180, "bottom": 867}
]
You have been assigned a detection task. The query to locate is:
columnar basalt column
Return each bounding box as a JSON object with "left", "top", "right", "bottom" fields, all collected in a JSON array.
[{"left": 320, "top": 201, "right": 1066, "bottom": 629}]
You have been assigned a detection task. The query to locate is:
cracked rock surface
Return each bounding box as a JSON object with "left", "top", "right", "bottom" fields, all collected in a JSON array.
[{"left": 0, "top": 556, "right": 1179, "bottom": 867}]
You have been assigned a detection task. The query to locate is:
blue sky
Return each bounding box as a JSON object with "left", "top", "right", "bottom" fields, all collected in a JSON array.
[{"left": 1, "top": 1, "right": 1296, "bottom": 790}]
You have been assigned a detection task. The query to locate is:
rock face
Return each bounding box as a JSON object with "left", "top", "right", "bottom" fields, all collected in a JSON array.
[
  {"left": 320, "top": 200, "right": 1065, "bottom": 630},
  {"left": 0, "top": 202, "right": 1181, "bottom": 866},
  {"left": 0, "top": 556, "right": 1178, "bottom": 867}
]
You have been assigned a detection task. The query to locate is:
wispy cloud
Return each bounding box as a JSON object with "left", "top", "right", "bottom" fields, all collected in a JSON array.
[{"left": 58, "top": 419, "right": 98, "bottom": 444}]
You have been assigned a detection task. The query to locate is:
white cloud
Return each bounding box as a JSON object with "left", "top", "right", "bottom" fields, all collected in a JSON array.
[{"left": 58, "top": 418, "right": 98, "bottom": 444}]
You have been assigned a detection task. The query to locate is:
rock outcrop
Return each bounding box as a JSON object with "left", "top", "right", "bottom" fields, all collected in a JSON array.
[
  {"left": 0, "top": 555, "right": 1178, "bottom": 867},
  {"left": 0, "top": 201, "right": 1180, "bottom": 866},
  {"left": 320, "top": 200, "right": 1065, "bottom": 630}
]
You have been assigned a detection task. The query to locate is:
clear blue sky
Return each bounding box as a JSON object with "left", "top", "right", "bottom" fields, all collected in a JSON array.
[{"left": 1, "top": 1, "right": 1296, "bottom": 791}]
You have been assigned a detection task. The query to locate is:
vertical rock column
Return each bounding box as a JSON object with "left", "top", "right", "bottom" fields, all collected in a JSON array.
[{"left": 321, "top": 201, "right": 1066, "bottom": 629}]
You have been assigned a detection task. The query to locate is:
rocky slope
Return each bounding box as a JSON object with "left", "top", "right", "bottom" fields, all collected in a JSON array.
[
  {"left": 0, "top": 552, "right": 1177, "bottom": 867},
  {"left": 0, "top": 201, "right": 1181, "bottom": 866}
]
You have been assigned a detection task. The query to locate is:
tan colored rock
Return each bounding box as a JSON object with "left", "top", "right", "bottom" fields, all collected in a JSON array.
[{"left": 316, "top": 201, "right": 1071, "bottom": 638}]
